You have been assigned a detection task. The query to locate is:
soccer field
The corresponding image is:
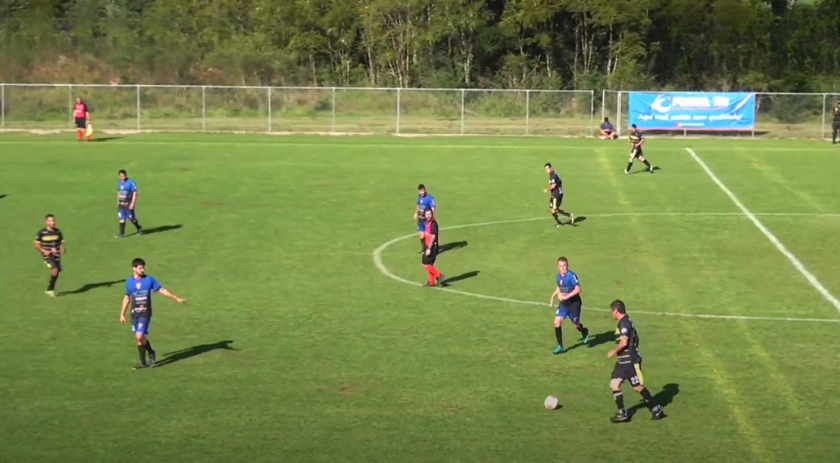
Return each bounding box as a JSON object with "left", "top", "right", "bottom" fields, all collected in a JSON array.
[{"left": 1, "top": 134, "right": 839, "bottom": 463}]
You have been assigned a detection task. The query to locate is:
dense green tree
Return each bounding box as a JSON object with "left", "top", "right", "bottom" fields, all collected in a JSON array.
[{"left": 0, "top": 0, "right": 838, "bottom": 91}]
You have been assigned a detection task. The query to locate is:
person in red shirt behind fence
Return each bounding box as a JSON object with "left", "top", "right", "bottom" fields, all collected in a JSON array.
[{"left": 73, "top": 98, "right": 91, "bottom": 141}]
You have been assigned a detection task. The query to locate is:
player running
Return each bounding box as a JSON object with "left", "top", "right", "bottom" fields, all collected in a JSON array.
[
  {"left": 543, "top": 163, "right": 574, "bottom": 227},
  {"left": 414, "top": 184, "right": 436, "bottom": 252},
  {"left": 421, "top": 208, "right": 446, "bottom": 287},
  {"left": 548, "top": 257, "right": 589, "bottom": 354},
  {"left": 625, "top": 124, "right": 654, "bottom": 174},
  {"left": 73, "top": 98, "right": 91, "bottom": 142},
  {"left": 34, "top": 214, "right": 65, "bottom": 297},
  {"left": 120, "top": 258, "right": 187, "bottom": 370},
  {"left": 607, "top": 299, "right": 666, "bottom": 422},
  {"left": 832, "top": 101, "right": 840, "bottom": 144},
  {"left": 116, "top": 169, "right": 143, "bottom": 238}
]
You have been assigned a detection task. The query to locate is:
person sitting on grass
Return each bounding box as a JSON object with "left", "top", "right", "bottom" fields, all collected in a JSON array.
[{"left": 600, "top": 117, "right": 618, "bottom": 140}]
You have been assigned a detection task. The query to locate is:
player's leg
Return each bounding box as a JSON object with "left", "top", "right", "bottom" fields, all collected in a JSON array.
[
  {"left": 552, "top": 311, "right": 565, "bottom": 354},
  {"left": 417, "top": 223, "right": 426, "bottom": 252},
  {"left": 549, "top": 198, "right": 563, "bottom": 226},
  {"left": 833, "top": 123, "right": 840, "bottom": 144},
  {"left": 117, "top": 208, "right": 127, "bottom": 238},
  {"left": 128, "top": 209, "right": 142, "bottom": 234},
  {"left": 609, "top": 376, "right": 630, "bottom": 422},
  {"left": 625, "top": 149, "right": 636, "bottom": 174},
  {"left": 554, "top": 194, "right": 574, "bottom": 225},
  {"left": 46, "top": 258, "right": 60, "bottom": 296},
  {"left": 132, "top": 318, "right": 151, "bottom": 369},
  {"left": 567, "top": 303, "right": 589, "bottom": 343},
  {"left": 75, "top": 118, "right": 84, "bottom": 141},
  {"left": 630, "top": 363, "right": 666, "bottom": 419},
  {"left": 637, "top": 152, "right": 653, "bottom": 172}
]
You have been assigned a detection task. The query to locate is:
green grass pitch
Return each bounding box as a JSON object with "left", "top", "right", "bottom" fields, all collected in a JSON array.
[{"left": 1, "top": 133, "right": 839, "bottom": 463}]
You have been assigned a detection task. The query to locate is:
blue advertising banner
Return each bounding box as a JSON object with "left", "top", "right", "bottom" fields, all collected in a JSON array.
[{"left": 628, "top": 92, "right": 756, "bottom": 130}]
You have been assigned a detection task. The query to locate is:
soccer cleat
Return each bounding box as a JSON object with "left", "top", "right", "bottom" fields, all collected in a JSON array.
[
  {"left": 624, "top": 169, "right": 629, "bottom": 174},
  {"left": 555, "top": 223, "right": 562, "bottom": 228},
  {"left": 148, "top": 351, "right": 157, "bottom": 366},
  {"left": 116, "top": 234, "right": 125, "bottom": 239},
  {"left": 651, "top": 407, "right": 666, "bottom": 420},
  {"left": 552, "top": 345, "right": 564, "bottom": 355},
  {"left": 436, "top": 275, "right": 447, "bottom": 287},
  {"left": 133, "top": 363, "right": 149, "bottom": 370},
  {"left": 569, "top": 213, "right": 575, "bottom": 225},
  {"left": 423, "top": 282, "right": 436, "bottom": 287},
  {"left": 136, "top": 230, "right": 143, "bottom": 236},
  {"left": 582, "top": 335, "right": 590, "bottom": 344},
  {"left": 610, "top": 412, "right": 631, "bottom": 423},
  {"left": 46, "top": 290, "right": 56, "bottom": 298}
]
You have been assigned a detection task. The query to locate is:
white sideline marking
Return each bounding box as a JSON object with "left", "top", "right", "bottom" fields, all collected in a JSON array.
[
  {"left": 372, "top": 213, "right": 840, "bottom": 323},
  {"left": 686, "top": 148, "right": 840, "bottom": 315}
]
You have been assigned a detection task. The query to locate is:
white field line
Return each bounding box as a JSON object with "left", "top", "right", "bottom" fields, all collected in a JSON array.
[
  {"left": 372, "top": 213, "right": 840, "bottom": 323},
  {"left": 686, "top": 148, "right": 840, "bottom": 315}
]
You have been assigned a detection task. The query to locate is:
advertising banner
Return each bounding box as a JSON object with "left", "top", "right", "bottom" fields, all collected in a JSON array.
[{"left": 628, "top": 92, "right": 756, "bottom": 130}]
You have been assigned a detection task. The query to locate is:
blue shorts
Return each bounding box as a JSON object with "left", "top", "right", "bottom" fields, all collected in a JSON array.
[
  {"left": 118, "top": 207, "right": 135, "bottom": 222},
  {"left": 417, "top": 220, "right": 427, "bottom": 233},
  {"left": 555, "top": 301, "right": 582, "bottom": 324},
  {"left": 131, "top": 317, "right": 151, "bottom": 335}
]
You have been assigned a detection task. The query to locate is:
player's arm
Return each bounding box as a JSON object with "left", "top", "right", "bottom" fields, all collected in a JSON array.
[
  {"left": 59, "top": 243, "right": 66, "bottom": 256},
  {"left": 129, "top": 188, "right": 138, "bottom": 209},
  {"left": 549, "top": 287, "right": 560, "bottom": 306},
  {"left": 119, "top": 295, "right": 130, "bottom": 324},
  {"left": 635, "top": 133, "right": 645, "bottom": 146},
  {"left": 33, "top": 239, "right": 47, "bottom": 254},
  {"left": 429, "top": 197, "right": 436, "bottom": 214},
  {"left": 424, "top": 223, "right": 438, "bottom": 255},
  {"left": 561, "top": 284, "right": 581, "bottom": 300},
  {"left": 159, "top": 288, "right": 187, "bottom": 303},
  {"left": 608, "top": 336, "right": 629, "bottom": 358}
]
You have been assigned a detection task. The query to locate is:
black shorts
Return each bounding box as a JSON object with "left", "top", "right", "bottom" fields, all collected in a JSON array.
[
  {"left": 631, "top": 146, "right": 644, "bottom": 158},
  {"left": 612, "top": 361, "right": 644, "bottom": 387},
  {"left": 75, "top": 117, "right": 87, "bottom": 129},
  {"left": 833, "top": 121, "right": 840, "bottom": 130},
  {"left": 549, "top": 194, "right": 564, "bottom": 209},
  {"left": 421, "top": 248, "right": 438, "bottom": 265},
  {"left": 44, "top": 255, "right": 62, "bottom": 272}
]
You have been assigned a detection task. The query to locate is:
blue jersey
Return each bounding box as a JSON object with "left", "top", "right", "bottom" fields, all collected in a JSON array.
[
  {"left": 118, "top": 179, "right": 138, "bottom": 208},
  {"left": 126, "top": 275, "right": 162, "bottom": 318},
  {"left": 417, "top": 194, "right": 436, "bottom": 221},
  {"left": 556, "top": 270, "right": 581, "bottom": 305}
]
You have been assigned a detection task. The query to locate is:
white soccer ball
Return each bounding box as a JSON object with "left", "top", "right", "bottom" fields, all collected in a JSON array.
[{"left": 544, "top": 395, "right": 560, "bottom": 410}]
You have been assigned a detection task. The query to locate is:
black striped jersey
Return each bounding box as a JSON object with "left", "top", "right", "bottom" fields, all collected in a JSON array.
[{"left": 35, "top": 228, "right": 64, "bottom": 256}]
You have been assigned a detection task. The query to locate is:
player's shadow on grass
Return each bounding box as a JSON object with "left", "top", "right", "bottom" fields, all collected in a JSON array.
[
  {"left": 571, "top": 216, "right": 587, "bottom": 225},
  {"left": 565, "top": 329, "right": 614, "bottom": 352},
  {"left": 0, "top": 194, "right": 7, "bottom": 199},
  {"left": 629, "top": 166, "right": 661, "bottom": 175},
  {"left": 59, "top": 279, "right": 125, "bottom": 296},
  {"left": 444, "top": 271, "right": 479, "bottom": 284},
  {"left": 153, "top": 340, "right": 237, "bottom": 368},
  {"left": 629, "top": 383, "right": 680, "bottom": 415},
  {"left": 90, "top": 137, "right": 123, "bottom": 142},
  {"left": 142, "top": 224, "right": 183, "bottom": 235},
  {"left": 439, "top": 241, "right": 468, "bottom": 254}
]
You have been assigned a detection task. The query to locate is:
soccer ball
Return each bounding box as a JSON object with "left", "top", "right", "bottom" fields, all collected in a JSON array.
[{"left": 544, "top": 395, "right": 560, "bottom": 410}]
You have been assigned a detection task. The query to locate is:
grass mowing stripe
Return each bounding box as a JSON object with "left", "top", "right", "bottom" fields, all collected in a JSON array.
[
  {"left": 686, "top": 147, "right": 840, "bottom": 315},
  {"left": 596, "top": 150, "right": 773, "bottom": 462}
]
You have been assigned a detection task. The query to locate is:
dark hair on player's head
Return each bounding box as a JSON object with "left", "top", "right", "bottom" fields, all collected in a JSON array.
[
  {"left": 604, "top": 117, "right": 610, "bottom": 122},
  {"left": 119, "top": 169, "right": 127, "bottom": 175},
  {"left": 45, "top": 214, "right": 54, "bottom": 219},
  {"left": 557, "top": 256, "right": 568, "bottom": 264},
  {"left": 544, "top": 163, "right": 552, "bottom": 169},
  {"left": 631, "top": 124, "right": 637, "bottom": 129},
  {"left": 424, "top": 207, "right": 434, "bottom": 214},
  {"left": 418, "top": 184, "right": 425, "bottom": 190},
  {"left": 610, "top": 300, "right": 627, "bottom": 314},
  {"left": 132, "top": 258, "right": 146, "bottom": 268}
]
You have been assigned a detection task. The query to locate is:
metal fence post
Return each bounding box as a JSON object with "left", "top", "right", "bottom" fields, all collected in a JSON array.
[
  {"left": 525, "top": 90, "right": 530, "bottom": 135},
  {"left": 396, "top": 88, "right": 401, "bottom": 134},
  {"left": 136, "top": 85, "right": 141, "bottom": 130},
  {"left": 202, "top": 86, "right": 206, "bottom": 132},
  {"left": 1, "top": 84, "right": 4, "bottom": 128},
  {"left": 751, "top": 93, "right": 758, "bottom": 138},
  {"left": 267, "top": 87, "right": 272, "bottom": 132},
  {"left": 331, "top": 87, "right": 337, "bottom": 133},
  {"left": 821, "top": 93, "right": 827, "bottom": 140},
  {"left": 589, "top": 90, "right": 595, "bottom": 137},
  {"left": 601, "top": 90, "right": 606, "bottom": 124},
  {"left": 616, "top": 91, "right": 622, "bottom": 137},
  {"left": 69, "top": 84, "right": 73, "bottom": 127},
  {"left": 460, "top": 89, "right": 465, "bottom": 135}
]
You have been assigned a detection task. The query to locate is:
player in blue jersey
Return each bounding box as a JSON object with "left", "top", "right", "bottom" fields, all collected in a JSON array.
[
  {"left": 414, "top": 184, "right": 436, "bottom": 252},
  {"left": 548, "top": 257, "right": 590, "bottom": 354},
  {"left": 116, "top": 169, "right": 143, "bottom": 238},
  {"left": 119, "top": 258, "right": 187, "bottom": 370}
]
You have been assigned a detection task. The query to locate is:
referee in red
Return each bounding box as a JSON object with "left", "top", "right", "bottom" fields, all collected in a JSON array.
[
  {"left": 73, "top": 98, "right": 91, "bottom": 142},
  {"left": 421, "top": 208, "right": 446, "bottom": 287}
]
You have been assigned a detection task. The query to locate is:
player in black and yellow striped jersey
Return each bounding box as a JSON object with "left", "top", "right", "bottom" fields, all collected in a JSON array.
[
  {"left": 625, "top": 124, "right": 655, "bottom": 174},
  {"left": 34, "top": 214, "right": 66, "bottom": 297},
  {"left": 607, "top": 300, "right": 666, "bottom": 423}
]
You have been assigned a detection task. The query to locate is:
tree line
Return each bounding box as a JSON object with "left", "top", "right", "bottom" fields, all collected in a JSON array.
[{"left": 1, "top": 0, "right": 839, "bottom": 92}]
